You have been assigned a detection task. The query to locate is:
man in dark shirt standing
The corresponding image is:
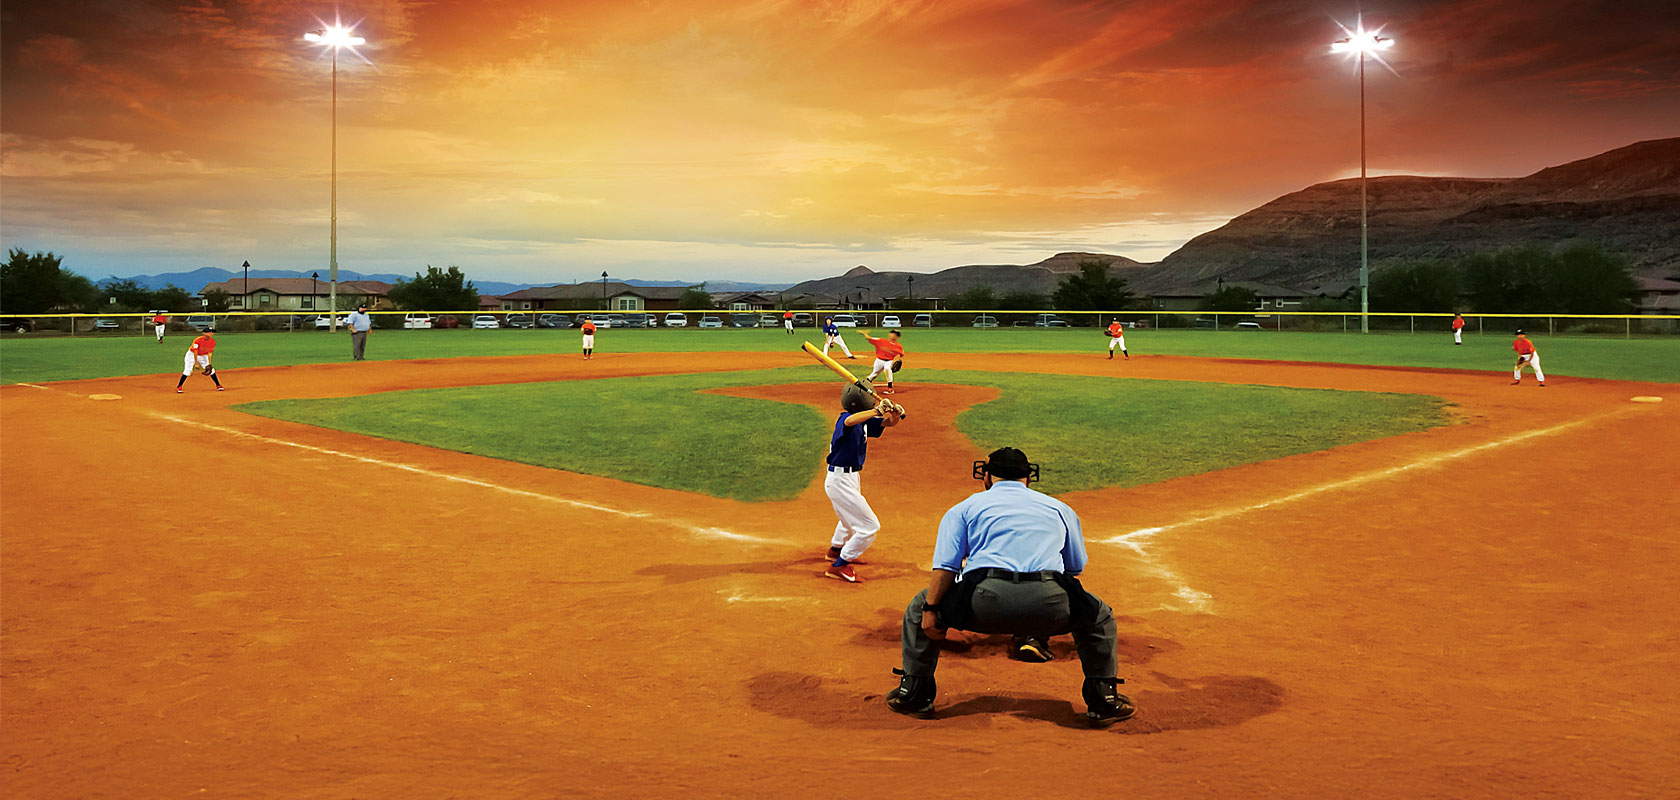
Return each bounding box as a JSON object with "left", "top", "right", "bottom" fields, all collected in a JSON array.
[{"left": 886, "top": 447, "right": 1134, "bottom": 726}]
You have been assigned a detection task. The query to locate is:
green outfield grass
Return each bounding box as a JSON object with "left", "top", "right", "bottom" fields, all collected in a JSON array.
[
  {"left": 3, "top": 327, "right": 1676, "bottom": 384},
  {"left": 235, "top": 367, "right": 1450, "bottom": 500}
]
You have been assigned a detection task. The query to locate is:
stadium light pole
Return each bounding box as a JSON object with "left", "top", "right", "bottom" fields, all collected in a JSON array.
[
  {"left": 304, "top": 21, "right": 367, "bottom": 333},
  {"left": 311, "top": 271, "right": 319, "bottom": 311},
  {"left": 601, "top": 271, "right": 608, "bottom": 310},
  {"left": 1332, "top": 17, "right": 1393, "bottom": 334},
  {"left": 242, "top": 260, "right": 250, "bottom": 310}
]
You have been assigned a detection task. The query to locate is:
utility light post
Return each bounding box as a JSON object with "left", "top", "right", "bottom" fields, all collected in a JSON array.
[
  {"left": 601, "top": 271, "right": 609, "bottom": 310},
  {"left": 242, "top": 260, "right": 250, "bottom": 311},
  {"left": 311, "top": 271, "right": 319, "bottom": 312},
  {"left": 304, "top": 21, "right": 367, "bottom": 333},
  {"left": 1332, "top": 17, "right": 1394, "bottom": 334}
]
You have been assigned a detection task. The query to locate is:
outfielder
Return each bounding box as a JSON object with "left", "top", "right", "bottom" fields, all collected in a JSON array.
[
  {"left": 581, "top": 318, "right": 597, "bottom": 359},
  {"left": 783, "top": 309, "right": 795, "bottom": 334},
  {"left": 1511, "top": 329, "right": 1544, "bottom": 386},
  {"left": 152, "top": 312, "right": 168, "bottom": 342},
  {"left": 1105, "top": 318, "right": 1129, "bottom": 359},
  {"left": 824, "top": 380, "right": 902, "bottom": 584},
  {"left": 821, "top": 317, "right": 856, "bottom": 359},
  {"left": 861, "top": 329, "right": 904, "bottom": 394},
  {"left": 1451, "top": 312, "right": 1465, "bottom": 345},
  {"left": 175, "top": 327, "right": 224, "bottom": 393}
]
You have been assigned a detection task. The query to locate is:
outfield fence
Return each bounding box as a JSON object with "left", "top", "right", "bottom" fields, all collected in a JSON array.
[{"left": 3, "top": 309, "right": 1677, "bottom": 337}]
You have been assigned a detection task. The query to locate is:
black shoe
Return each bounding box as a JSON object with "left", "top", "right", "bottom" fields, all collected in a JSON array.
[
  {"left": 1082, "top": 677, "right": 1135, "bottom": 726},
  {"left": 1012, "top": 636, "right": 1054, "bottom": 663},
  {"left": 886, "top": 669, "right": 936, "bottom": 716}
]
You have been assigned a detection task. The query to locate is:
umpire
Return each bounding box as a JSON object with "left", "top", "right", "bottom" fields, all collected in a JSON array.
[{"left": 886, "top": 447, "right": 1134, "bottom": 726}]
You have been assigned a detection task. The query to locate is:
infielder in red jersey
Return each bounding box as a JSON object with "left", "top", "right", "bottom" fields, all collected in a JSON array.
[
  {"left": 1105, "top": 318, "right": 1129, "bottom": 359},
  {"left": 175, "top": 327, "right": 223, "bottom": 392},
  {"left": 1511, "top": 329, "right": 1544, "bottom": 386},
  {"left": 581, "top": 319, "right": 597, "bottom": 359},
  {"left": 1451, "top": 312, "right": 1465, "bottom": 345},
  {"left": 861, "top": 329, "right": 904, "bottom": 394}
]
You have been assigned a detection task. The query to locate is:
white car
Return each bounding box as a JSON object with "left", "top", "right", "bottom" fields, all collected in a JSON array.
[
  {"left": 472, "top": 315, "right": 501, "bottom": 329},
  {"left": 830, "top": 314, "right": 858, "bottom": 328},
  {"left": 881, "top": 315, "right": 901, "bottom": 327},
  {"left": 314, "top": 315, "right": 347, "bottom": 329},
  {"left": 1234, "top": 321, "right": 1263, "bottom": 330},
  {"left": 402, "top": 314, "right": 433, "bottom": 329},
  {"left": 698, "top": 315, "right": 724, "bottom": 329},
  {"left": 664, "top": 313, "right": 688, "bottom": 327}
]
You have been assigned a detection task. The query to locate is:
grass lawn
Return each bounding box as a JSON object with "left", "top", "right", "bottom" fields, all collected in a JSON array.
[
  {"left": 235, "top": 368, "right": 1450, "bottom": 501},
  {"left": 3, "top": 327, "right": 1676, "bottom": 385}
]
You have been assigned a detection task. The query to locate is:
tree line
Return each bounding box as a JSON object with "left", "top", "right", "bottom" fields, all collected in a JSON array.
[
  {"left": 1, "top": 249, "right": 196, "bottom": 314},
  {"left": 1372, "top": 242, "right": 1637, "bottom": 315}
]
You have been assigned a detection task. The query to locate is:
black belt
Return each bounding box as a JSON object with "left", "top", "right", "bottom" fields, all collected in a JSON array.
[
  {"left": 828, "top": 465, "right": 861, "bottom": 473},
  {"left": 974, "top": 568, "right": 1061, "bottom": 582}
]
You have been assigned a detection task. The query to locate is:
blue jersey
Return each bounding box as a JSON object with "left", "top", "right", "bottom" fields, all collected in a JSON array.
[
  {"left": 826, "top": 412, "right": 884, "bottom": 469},
  {"left": 823, "top": 322, "right": 840, "bottom": 337}
]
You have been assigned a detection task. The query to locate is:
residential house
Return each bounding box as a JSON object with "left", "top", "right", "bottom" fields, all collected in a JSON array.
[
  {"left": 497, "top": 282, "right": 690, "bottom": 312},
  {"left": 1633, "top": 277, "right": 1680, "bottom": 315},
  {"left": 1146, "top": 280, "right": 1310, "bottom": 312},
  {"left": 197, "top": 278, "right": 391, "bottom": 312},
  {"left": 710, "top": 291, "right": 780, "bottom": 311}
]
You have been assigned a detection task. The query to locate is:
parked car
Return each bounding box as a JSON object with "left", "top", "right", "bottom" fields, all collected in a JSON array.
[
  {"left": 314, "top": 315, "right": 348, "bottom": 329},
  {"left": 606, "top": 314, "right": 627, "bottom": 328},
  {"left": 698, "top": 315, "right": 724, "bottom": 329},
  {"left": 433, "top": 315, "right": 461, "bottom": 329},
  {"left": 402, "top": 314, "right": 433, "bottom": 329},
  {"left": 880, "top": 315, "right": 901, "bottom": 328},
  {"left": 505, "top": 314, "right": 536, "bottom": 329},
  {"left": 731, "top": 314, "right": 759, "bottom": 328},
  {"left": 831, "top": 314, "right": 858, "bottom": 328},
  {"left": 972, "top": 315, "right": 998, "bottom": 328},
  {"left": 537, "top": 313, "right": 572, "bottom": 329},
  {"left": 92, "top": 318, "right": 121, "bottom": 331},
  {"left": 1, "top": 317, "right": 35, "bottom": 333},
  {"left": 289, "top": 315, "right": 318, "bottom": 328},
  {"left": 185, "top": 315, "right": 218, "bottom": 331},
  {"left": 619, "top": 313, "right": 651, "bottom": 329},
  {"left": 577, "top": 313, "right": 613, "bottom": 328},
  {"left": 472, "top": 315, "right": 501, "bottom": 329},
  {"left": 1034, "top": 314, "right": 1070, "bottom": 328},
  {"left": 1234, "top": 321, "right": 1263, "bottom": 330},
  {"left": 793, "top": 312, "right": 813, "bottom": 327},
  {"left": 759, "top": 313, "right": 780, "bottom": 327},
  {"left": 913, "top": 314, "right": 933, "bottom": 327},
  {"left": 664, "top": 312, "right": 688, "bottom": 328}
]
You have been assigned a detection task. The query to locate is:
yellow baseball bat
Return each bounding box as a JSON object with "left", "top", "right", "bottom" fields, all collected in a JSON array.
[{"left": 800, "top": 341, "right": 907, "bottom": 418}]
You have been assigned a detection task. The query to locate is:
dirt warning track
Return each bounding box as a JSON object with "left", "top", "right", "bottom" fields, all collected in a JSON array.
[{"left": 3, "top": 352, "right": 1677, "bottom": 799}]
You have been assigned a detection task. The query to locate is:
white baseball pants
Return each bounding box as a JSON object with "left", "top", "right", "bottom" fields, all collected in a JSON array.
[
  {"left": 823, "top": 334, "right": 853, "bottom": 358},
  {"left": 825, "top": 468, "right": 879, "bottom": 562},
  {"left": 1514, "top": 353, "right": 1544, "bottom": 382},
  {"left": 582, "top": 334, "right": 594, "bottom": 349},
  {"left": 155, "top": 324, "right": 166, "bottom": 340},
  {"left": 867, "top": 358, "right": 894, "bottom": 384},
  {"left": 1454, "top": 328, "right": 1462, "bottom": 344},
  {"left": 182, "top": 352, "right": 211, "bottom": 375},
  {"left": 1108, "top": 336, "right": 1125, "bottom": 352}
]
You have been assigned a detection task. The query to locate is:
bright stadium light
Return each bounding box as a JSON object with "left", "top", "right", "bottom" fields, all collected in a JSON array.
[
  {"left": 1332, "top": 15, "right": 1396, "bottom": 334},
  {"left": 303, "top": 19, "right": 370, "bottom": 332}
]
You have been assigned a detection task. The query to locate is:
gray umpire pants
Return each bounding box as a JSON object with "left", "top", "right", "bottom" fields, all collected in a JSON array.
[
  {"left": 901, "top": 575, "right": 1119, "bottom": 678},
  {"left": 351, "top": 330, "right": 367, "bottom": 360}
]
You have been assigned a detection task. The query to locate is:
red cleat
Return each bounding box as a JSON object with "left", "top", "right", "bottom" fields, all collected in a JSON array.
[{"left": 824, "top": 563, "right": 861, "bottom": 583}]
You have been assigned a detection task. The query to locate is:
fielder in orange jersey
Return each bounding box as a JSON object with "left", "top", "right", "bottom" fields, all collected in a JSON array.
[
  {"left": 1105, "top": 318, "right": 1129, "bottom": 360},
  {"left": 152, "top": 312, "right": 168, "bottom": 342},
  {"left": 861, "top": 329, "right": 904, "bottom": 394},
  {"left": 175, "top": 326, "right": 223, "bottom": 393},
  {"left": 1451, "top": 312, "right": 1465, "bottom": 345},
  {"left": 581, "top": 318, "right": 597, "bottom": 359},
  {"left": 1511, "top": 329, "right": 1544, "bottom": 386}
]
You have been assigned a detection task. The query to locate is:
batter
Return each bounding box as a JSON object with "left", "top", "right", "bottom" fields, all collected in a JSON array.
[{"left": 824, "top": 381, "right": 902, "bottom": 583}]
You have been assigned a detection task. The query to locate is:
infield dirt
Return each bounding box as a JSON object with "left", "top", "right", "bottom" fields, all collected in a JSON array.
[{"left": 3, "top": 352, "right": 1677, "bottom": 799}]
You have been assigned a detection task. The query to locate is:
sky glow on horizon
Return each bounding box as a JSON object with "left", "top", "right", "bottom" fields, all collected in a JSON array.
[{"left": 1, "top": 0, "right": 1676, "bottom": 283}]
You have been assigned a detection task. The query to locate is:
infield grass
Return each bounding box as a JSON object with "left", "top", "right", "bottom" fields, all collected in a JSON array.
[
  {"left": 4, "top": 327, "right": 1677, "bottom": 384},
  {"left": 235, "top": 367, "right": 1450, "bottom": 500}
]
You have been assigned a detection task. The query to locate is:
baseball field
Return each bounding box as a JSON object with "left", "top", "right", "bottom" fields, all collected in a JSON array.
[{"left": 2, "top": 329, "right": 1677, "bottom": 798}]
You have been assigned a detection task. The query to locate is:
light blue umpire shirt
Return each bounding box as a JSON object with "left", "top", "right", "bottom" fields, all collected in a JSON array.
[
  {"left": 929, "top": 480, "right": 1088, "bottom": 576},
  {"left": 346, "top": 309, "right": 373, "bottom": 332}
]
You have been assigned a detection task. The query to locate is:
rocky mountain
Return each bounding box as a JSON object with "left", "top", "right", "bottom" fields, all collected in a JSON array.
[
  {"left": 785, "top": 252, "right": 1143, "bottom": 301},
  {"left": 1128, "top": 137, "right": 1680, "bottom": 293}
]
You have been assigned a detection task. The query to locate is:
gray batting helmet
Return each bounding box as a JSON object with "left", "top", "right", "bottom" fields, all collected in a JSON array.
[{"left": 840, "top": 380, "right": 876, "bottom": 413}]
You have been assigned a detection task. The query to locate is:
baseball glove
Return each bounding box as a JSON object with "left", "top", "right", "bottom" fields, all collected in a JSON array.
[
  {"left": 892, "top": 358, "right": 904, "bottom": 375},
  {"left": 1516, "top": 356, "right": 1530, "bottom": 366},
  {"left": 202, "top": 365, "right": 214, "bottom": 375}
]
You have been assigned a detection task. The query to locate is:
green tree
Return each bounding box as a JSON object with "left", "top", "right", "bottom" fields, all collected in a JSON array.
[
  {"left": 1052, "top": 259, "right": 1135, "bottom": 312},
  {"left": 1544, "top": 241, "right": 1635, "bottom": 314},
  {"left": 154, "top": 284, "right": 193, "bottom": 312},
  {"left": 203, "top": 288, "right": 231, "bottom": 312},
  {"left": 1, "top": 249, "right": 68, "bottom": 313},
  {"left": 101, "top": 279, "right": 155, "bottom": 311},
  {"left": 677, "top": 284, "right": 714, "bottom": 310},
  {"left": 997, "top": 291, "right": 1048, "bottom": 310},
  {"left": 1458, "top": 246, "right": 1547, "bottom": 314},
  {"left": 949, "top": 285, "right": 998, "bottom": 310},
  {"left": 1197, "top": 285, "right": 1259, "bottom": 312},
  {"left": 1372, "top": 260, "right": 1461, "bottom": 312},
  {"left": 386, "top": 265, "right": 479, "bottom": 311}
]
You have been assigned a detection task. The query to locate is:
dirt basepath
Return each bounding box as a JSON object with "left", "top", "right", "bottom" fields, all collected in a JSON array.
[{"left": 4, "top": 352, "right": 1677, "bottom": 799}]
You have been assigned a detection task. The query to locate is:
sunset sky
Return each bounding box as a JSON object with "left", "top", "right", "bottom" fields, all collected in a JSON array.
[{"left": 2, "top": 0, "right": 1677, "bottom": 284}]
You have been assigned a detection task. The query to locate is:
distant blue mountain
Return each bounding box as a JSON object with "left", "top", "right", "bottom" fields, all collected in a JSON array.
[{"left": 97, "top": 268, "right": 791, "bottom": 297}]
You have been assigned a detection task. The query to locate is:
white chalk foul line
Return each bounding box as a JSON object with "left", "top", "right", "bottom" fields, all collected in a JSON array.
[
  {"left": 148, "top": 411, "right": 783, "bottom": 545},
  {"left": 1101, "top": 409, "right": 1627, "bottom": 544}
]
